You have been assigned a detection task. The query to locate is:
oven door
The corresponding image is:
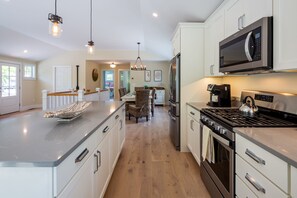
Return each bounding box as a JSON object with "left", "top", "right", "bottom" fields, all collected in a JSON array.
[{"left": 201, "top": 124, "right": 234, "bottom": 198}]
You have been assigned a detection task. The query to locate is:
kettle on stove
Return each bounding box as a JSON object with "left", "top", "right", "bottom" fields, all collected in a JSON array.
[{"left": 239, "top": 96, "right": 258, "bottom": 115}]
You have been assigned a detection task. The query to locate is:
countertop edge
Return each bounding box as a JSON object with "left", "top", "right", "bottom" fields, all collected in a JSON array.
[{"left": 234, "top": 128, "right": 297, "bottom": 168}]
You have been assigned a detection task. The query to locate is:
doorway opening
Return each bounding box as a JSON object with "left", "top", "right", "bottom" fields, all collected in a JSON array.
[
  {"left": 119, "top": 70, "right": 130, "bottom": 93},
  {"left": 0, "top": 62, "right": 20, "bottom": 115},
  {"left": 103, "top": 70, "right": 114, "bottom": 99}
]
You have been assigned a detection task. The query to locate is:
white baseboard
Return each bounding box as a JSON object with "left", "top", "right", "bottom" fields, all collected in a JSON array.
[{"left": 20, "top": 104, "right": 42, "bottom": 111}]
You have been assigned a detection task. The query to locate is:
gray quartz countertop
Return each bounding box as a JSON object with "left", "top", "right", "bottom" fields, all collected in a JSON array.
[
  {"left": 187, "top": 102, "right": 240, "bottom": 111},
  {"left": 187, "top": 102, "right": 210, "bottom": 111},
  {"left": 0, "top": 101, "right": 124, "bottom": 167},
  {"left": 234, "top": 127, "right": 297, "bottom": 168}
]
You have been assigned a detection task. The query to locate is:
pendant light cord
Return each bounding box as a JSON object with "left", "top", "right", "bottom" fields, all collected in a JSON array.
[
  {"left": 55, "top": 0, "right": 57, "bottom": 15},
  {"left": 90, "top": 0, "right": 93, "bottom": 41},
  {"left": 137, "top": 42, "right": 140, "bottom": 58}
]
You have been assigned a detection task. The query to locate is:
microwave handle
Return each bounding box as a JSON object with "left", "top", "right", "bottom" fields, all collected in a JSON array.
[{"left": 245, "top": 31, "right": 253, "bottom": 61}]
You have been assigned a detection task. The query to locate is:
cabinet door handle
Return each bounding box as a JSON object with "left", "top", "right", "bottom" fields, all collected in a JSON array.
[
  {"left": 190, "top": 120, "right": 194, "bottom": 131},
  {"left": 75, "top": 148, "right": 89, "bottom": 163},
  {"left": 210, "top": 65, "right": 214, "bottom": 75},
  {"left": 103, "top": 126, "right": 109, "bottom": 133},
  {"left": 190, "top": 111, "right": 195, "bottom": 116},
  {"left": 245, "top": 149, "right": 266, "bottom": 165},
  {"left": 241, "top": 14, "right": 245, "bottom": 29},
  {"left": 97, "top": 150, "right": 101, "bottom": 167},
  {"left": 238, "top": 16, "right": 241, "bottom": 30},
  {"left": 122, "top": 108, "right": 125, "bottom": 112},
  {"left": 245, "top": 173, "right": 266, "bottom": 194},
  {"left": 115, "top": 115, "right": 119, "bottom": 119},
  {"left": 120, "top": 120, "right": 123, "bottom": 130},
  {"left": 94, "top": 154, "right": 99, "bottom": 174}
]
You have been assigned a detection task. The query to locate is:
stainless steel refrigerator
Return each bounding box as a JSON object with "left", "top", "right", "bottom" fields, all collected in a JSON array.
[{"left": 168, "top": 53, "right": 180, "bottom": 151}]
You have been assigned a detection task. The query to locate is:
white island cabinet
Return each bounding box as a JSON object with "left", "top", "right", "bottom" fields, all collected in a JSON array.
[
  {"left": 0, "top": 102, "right": 125, "bottom": 198},
  {"left": 292, "top": 165, "right": 297, "bottom": 198}
]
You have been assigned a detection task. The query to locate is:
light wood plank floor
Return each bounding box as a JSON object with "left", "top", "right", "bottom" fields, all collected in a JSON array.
[{"left": 104, "top": 106, "right": 210, "bottom": 198}]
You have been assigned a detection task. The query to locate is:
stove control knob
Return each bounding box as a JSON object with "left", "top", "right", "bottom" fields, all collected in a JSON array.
[
  {"left": 220, "top": 128, "right": 227, "bottom": 135},
  {"left": 215, "top": 125, "right": 221, "bottom": 131},
  {"left": 209, "top": 121, "right": 214, "bottom": 126},
  {"left": 202, "top": 116, "right": 208, "bottom": 122}
]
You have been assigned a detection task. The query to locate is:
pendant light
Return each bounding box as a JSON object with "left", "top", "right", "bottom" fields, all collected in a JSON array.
[
  {"left": 48, "top": 0, "right": 63, "bottom": 37},
  {"left": 131, "top": 42, "right": 146, "bottom": 70},
  {"left": 87, "top": 0, "right": 95, "bottom": 54},
  {"left": 110, "top": 63, "right": 116, "bottom": 68}
]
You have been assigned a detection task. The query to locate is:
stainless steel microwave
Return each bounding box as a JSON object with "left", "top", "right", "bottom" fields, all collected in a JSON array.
[{"left": 219, "top": 17, "right": 273, "bottom": 74}]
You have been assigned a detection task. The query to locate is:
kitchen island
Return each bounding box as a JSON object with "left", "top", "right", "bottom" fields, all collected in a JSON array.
[{"left": 0, "top": 101, "right": 126, "bottom": 198}]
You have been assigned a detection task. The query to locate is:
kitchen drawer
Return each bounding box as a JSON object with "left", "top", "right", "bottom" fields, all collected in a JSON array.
[
  {"left": 110, "top": 107, "right": 121, "bottom": 126},
  {"left": 292, "top": 165, "right": 297, "bottom": 198},
  {"left": 236, "top": 134, "right": 289, "bottom": 192},
  {"left": 94, "top": 116, "right": 113, "bottom": 146},
  {"left": 53, "top": 131, "right": 97, "bottom": 196},
  {"left": 236, "top": 155, "right": 289, "bottom": 198},
  {"left": 236, "top": 175, "right": 257, "bottom": 198},
  {"left": 187, "top": 105, "right": 200, "bottom": 122}
]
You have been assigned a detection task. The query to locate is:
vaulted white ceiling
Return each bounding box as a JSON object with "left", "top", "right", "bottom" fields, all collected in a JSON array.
[{"left": 0, "top": 0, "right": 223, "bottom": 61}]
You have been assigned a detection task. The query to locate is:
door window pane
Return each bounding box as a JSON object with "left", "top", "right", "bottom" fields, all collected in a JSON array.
[
  {"left": 119, "top": 70, "right": 130, "bottom": 93},
  {"left": 1, "top": 65, "right": 18, "bottom": 97},
  {"left": 103, "top": 70, "right": 114, "bottom": 99}
]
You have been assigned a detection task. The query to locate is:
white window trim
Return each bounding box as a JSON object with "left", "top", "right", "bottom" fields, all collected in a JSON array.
[{"left": 23, "top": 64, "right": 36, "bottom": 80}]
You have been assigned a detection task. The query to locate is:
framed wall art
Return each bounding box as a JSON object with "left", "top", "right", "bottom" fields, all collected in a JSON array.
[
  {"left": 144, "top": 70, "right": 151, "bottom": 82},
  {"left": 154, "top": 70, "right": 162, "bottom": 82}
]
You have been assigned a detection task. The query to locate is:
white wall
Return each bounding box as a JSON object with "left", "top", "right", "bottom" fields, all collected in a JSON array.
[{"left": 130, "top": 61, "right": 170, "bottom": 104}]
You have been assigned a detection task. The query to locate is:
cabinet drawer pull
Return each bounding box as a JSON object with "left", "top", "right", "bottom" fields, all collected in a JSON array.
[
  {"left": 75, "top": 148, "right": 89, "bottom": 163},
  {"left": 245, "top": 173, "right": 266, "bottom": 194},
  {"left": 94, "top": 154, "right": 99, "bottom": 174},
  {"left": 115, "top": 115, "right": 119, "bottom": 119},
  {"left": 103, "top": 126, "right": 109, "bottom": 133},
  {"left": 190, "top": 111, "right": 195, "bottom": 116},
  {"left": 245, "top": 149, "right": 266, "bottom": 165},
  {"left": 97, "top": 150, "right": 101, "bottom": 167},
  {"left": 190, "top": 120, "right": 194, "bottom": 131}
]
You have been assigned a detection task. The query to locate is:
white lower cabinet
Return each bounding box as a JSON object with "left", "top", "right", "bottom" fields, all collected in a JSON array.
[
  {"left": 236, "top": 175, "right": 257, "bottom": 198},
  {"left": 93, "top": 132, "right": 110, "bottom": 198},
  {"left": 57, "top": 105, "right": 125, "bottom": 198},
  {"left": 292, "top": 166, "right": 297, "bottom": 198},
  {"left": 186, "top": 105, "right": 200, "bottom": 165},
  {"left": 58, "top": 154, "right": 93, "bottom": 198},
  {"left": 236, "top": 155, "right": 288, "bottom": 198},
  {"left": 155, "top": 90, "right": 165, "bottom": 105},
  {"left": 235, "top": 134, "right": 290, "bottom": 198}
]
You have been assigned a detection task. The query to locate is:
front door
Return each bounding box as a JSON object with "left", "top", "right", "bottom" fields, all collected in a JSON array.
[{"left": 0, "top": 63, "right": 20, "bottom": 115}]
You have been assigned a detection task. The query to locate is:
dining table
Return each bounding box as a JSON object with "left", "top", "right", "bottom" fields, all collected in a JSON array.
[{"left": 121, "top": 92, "right": 152, "bottom": 102}]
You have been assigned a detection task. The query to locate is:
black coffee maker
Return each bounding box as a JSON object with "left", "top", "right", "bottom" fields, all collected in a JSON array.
[{"left": 207, "top": 84, "right": 231, "bottom": 107}]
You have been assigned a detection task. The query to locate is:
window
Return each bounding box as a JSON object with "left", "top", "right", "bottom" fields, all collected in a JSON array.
[{"left": 23, "top": 64, "right": 36, "bottom": 79}]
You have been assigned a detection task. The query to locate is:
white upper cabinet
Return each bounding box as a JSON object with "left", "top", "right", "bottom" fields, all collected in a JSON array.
[
  {"left": 171, "top": 29, "right": 181, "bottom": 57},
  {"left": 204, "top": 10, "right": 225, "bottom": 77},
  {"left": 225, "top": 0, "right": 272, "bottom": 37},
  {"left": 273, "top": 0, "right": 297, "bottom": 71}
]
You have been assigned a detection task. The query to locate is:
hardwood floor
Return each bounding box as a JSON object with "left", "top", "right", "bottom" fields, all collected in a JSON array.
[{"left": 104, "top": 106, "right": 210, "bottom": 198}]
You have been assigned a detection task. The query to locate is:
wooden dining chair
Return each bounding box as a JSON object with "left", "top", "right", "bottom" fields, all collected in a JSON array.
[
  {"left": 128, "top": 89, "right": 150, "bottom": 123},
  {"left": 118, "top": 88, "right": 126, "bottom": 101}
]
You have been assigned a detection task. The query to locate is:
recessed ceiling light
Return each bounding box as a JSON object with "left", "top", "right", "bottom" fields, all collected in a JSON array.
[
  {"left": 23, "top": 50, "right": 28, "bottom": 53},
  {"left": 152, "top": 13, "right": 158, "bottom": 18}
]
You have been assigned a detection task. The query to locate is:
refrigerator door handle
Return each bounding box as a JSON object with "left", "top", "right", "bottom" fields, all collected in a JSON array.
[{"left": 169, "top": 63, "right": 173, "bottom": 98}]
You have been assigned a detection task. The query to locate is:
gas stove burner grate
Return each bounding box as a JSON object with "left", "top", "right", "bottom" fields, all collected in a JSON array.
[{"left": 202, "top": 108, "right": 297, "bottom": 127}]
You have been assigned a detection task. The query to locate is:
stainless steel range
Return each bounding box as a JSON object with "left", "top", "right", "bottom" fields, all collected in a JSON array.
[{"left": 200, "top": 90, "right": 297, "bottom": 198}]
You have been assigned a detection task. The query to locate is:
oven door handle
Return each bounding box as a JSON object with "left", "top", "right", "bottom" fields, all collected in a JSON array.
[{"left": 210, "top": 131, "right": 230, "bottom": 147}]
